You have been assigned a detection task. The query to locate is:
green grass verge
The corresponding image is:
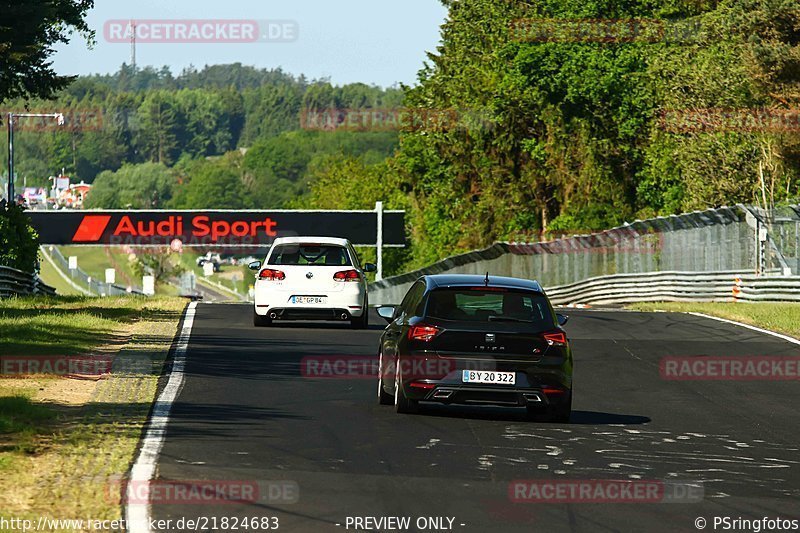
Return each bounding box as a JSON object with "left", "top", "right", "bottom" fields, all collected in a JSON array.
[
  {"left": 37, "top": 256, "right": 83, "bottom": 296},
  {"left": 0, "top": 394, "right": 56, "bottom": 455},
  {"left": 629, "top": 302, "right": 800, "bottom": 339},
  {"left": 0, "top": 296, "right": 186, "bottom": 521},
  {"left": 58, "top": 246, "right": 139, "bottom": 288},
  {"left": 0, "top": 296, "right": 183, "bottom": 356}
]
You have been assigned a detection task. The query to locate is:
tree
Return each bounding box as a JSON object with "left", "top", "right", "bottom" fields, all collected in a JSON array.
[
  {"left": 390, "top": 0, "right": 800, "bottom": 267},
  {"left": 130, "top": 247, "right": 184, "bottom": 288},
  {"left": 0, "top": 0, "right": 94, "bottom": 101},
  {"left": 84, "top": 163, "right": 177, "bottom": 209},
  {"left": 0, "top": 203, "right": 39, "bottom": 273},
  {"left": 134, "top": 91, "right": 181, "bottom": 164},
  {"left": 171, "top": 156, "right": 254, "bottom": 209}
]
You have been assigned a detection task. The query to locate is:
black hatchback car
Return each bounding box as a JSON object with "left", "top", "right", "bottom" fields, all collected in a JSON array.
[{"left": 376, "top": 274, "right": 573, "bottom": 422}]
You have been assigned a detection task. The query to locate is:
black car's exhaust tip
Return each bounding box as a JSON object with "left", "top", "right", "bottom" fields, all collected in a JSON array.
[
  {"left": 432, "top": 390, "right": 454, "bottom": 400},
  {"left": 524, "top": 393, "right": 543, "bottom": 403}
]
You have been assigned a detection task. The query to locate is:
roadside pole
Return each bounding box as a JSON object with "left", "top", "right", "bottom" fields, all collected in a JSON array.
[
  {"left": 376, "top": 201, "right": 383, "bottom": 281},
  {"left": 7, "top": 113, "right": 14, "bottom": 202}
]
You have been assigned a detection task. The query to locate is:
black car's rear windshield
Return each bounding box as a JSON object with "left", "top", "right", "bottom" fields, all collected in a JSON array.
[
  {"left": 426, "top": 288, "right": 554, "bottom": 327},
  {"left": 268, "top": 244, "right": 352, "bottom": 266}
]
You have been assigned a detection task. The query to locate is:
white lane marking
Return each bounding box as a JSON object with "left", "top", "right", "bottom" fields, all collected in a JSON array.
[
  {"left": 688, "top": 312, "right": 800, "bottom": 346},
  {"left": 125, "top": 302, "right": 198, "bottom": 533},
  {"left": 545, "top": 446, "right": 563, "bottom": 456},
  {"left": 477, "top": 455, "right": 495, "bottom": 470}
]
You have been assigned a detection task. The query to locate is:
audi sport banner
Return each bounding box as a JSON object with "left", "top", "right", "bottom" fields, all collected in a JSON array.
[{"left": 26, "top": 210, "right": 406, "bottom": 247}]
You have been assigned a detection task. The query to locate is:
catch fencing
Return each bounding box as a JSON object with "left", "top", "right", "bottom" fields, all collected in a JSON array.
[{"left": 369, "top": 204, "right": 800, "bottom": 305}]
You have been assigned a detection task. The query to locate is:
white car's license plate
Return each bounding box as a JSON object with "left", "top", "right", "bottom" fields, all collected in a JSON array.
[
  {"left": 291, "top": 296, "right": 327, "bottom": 305},
  {"left": 462, "top": 370, "right": 516, "bottom": 385}
]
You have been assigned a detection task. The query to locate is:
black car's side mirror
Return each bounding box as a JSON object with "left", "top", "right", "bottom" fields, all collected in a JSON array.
[
  {"left": 377, "top": 306, "right": 396, "bottom": 323},
  {"left": 363, "top": 263, "right": 377, "bottom": 273},
  {"left": 248, "top": 261, "right": 262, "bottom": 271},
  {"left": 557, "top": 314, "right": 569, "bottom": 326}
]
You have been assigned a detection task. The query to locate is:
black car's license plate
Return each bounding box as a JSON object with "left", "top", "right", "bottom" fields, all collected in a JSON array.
[{"left": 461, "top": 370, "right": 516, "bottom": 385}]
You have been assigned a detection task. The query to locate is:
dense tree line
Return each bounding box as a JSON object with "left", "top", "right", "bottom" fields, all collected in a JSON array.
[
  {"left": 2, "top": 64, "right": 402, "bottom": 210},
  {"left": 298, "top": 0, "right": 800, "bottom": 268}
]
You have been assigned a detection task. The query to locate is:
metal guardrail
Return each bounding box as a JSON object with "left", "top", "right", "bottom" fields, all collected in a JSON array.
[
  {"left": 546, "top": 271, "right": 800, "bottom": 306},
  {"left": 0, "top": 266, "right": 56, "bottom": 298}
]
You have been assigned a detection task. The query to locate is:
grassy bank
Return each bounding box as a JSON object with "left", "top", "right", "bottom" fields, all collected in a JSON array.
[
  {"left": 37, "top": 255, "right": 84, "bottom": 297},
  {"left": 0, "top": 296, "right": 186, "bottom": 522},
  {"left": 629, "top": 302, "right": 800, "bottom": 340},
  {"left": 58, "top": 246, "right": 139, "bottom": 288}
]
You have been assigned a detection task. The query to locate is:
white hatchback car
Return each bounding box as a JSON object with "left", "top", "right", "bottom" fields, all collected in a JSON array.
[{"left": 249, "top": 237, "right": 376, "bottom": 328}]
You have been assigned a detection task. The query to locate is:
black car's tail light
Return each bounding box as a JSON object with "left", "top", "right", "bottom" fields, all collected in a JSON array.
[
  {"left": 259, "top": 268, "right": 286, "bottom": 281},
  {"left": 333, "top": 269, "right": 361, "bottom": 282},
  {"left": 542, "top": 331, "right": 567, "bottom": 346},
  {"left": 408, "top": 325, "right": 441, "bottom": 342}
]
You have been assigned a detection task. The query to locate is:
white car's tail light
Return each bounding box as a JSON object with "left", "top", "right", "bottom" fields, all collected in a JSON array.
[
  {"left": 333, "top": 269, "right": 361, "bottom": 282},
  {"left": 259, "top": 268, "right": 286, "bottom": 281}
]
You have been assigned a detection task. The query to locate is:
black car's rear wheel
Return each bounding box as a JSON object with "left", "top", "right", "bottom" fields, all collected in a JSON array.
[
  {"left": 394, "top": 359, "right": 418, "bottom": 414},
  {"left": 377, "top": 352, "right": 393, "bottom": 405},
  {"left": 253, "top": 312, "right": 272, "bottom": 327}
]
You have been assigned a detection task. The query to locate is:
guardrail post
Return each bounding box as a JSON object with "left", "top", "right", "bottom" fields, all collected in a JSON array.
[
  {"left": 375, "top": 201, "right": 384, "bottom": 282},
  {"left": 732, "top": 276, "right": 742, "bottom": 302},
  {"left": 754, "top": 218, "right": 761, "bottom": 275},
  {"left": 758, "top": 223, "right": 768, "bottom": 275}
]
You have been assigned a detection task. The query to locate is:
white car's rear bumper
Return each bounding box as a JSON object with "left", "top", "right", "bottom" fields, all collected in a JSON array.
[{"left": 254, "top": 283, "right": 367, "bottom": 320}]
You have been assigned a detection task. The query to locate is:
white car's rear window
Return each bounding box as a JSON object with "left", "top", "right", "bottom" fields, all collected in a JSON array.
[{"left": 268, "top": 244, "right": 351, "bottom": 266}]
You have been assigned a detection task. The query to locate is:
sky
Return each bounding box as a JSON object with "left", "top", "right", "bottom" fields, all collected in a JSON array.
[{"left": 52, "top": 0, "right": 449, "bottom": 88}]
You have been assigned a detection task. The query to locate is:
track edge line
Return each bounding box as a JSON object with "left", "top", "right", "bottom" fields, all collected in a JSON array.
[
  {"left": 687, "top": 311, "right": 800, "bottom": 346},
  {"left": 124, "top": 301, "right": 198, "bottom": 533}
]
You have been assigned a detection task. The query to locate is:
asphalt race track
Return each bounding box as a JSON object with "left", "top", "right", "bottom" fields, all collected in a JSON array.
[{"left": 148, "top": 304, "right": 800, "bottom": 532}]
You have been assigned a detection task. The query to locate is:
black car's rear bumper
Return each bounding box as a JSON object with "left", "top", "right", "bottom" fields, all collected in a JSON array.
[
  {"left": 409, "top": 384, "right": 570, "bottom": 409},
  {"left": 395, "top": 352, "right": 572, "bottom": 408}
]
